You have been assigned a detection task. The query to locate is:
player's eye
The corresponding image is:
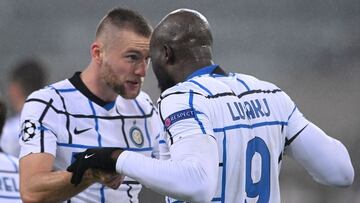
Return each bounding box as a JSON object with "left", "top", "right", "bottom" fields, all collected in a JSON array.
[{"left": 126, "top": 54, "right": 140, "bottom": 61}]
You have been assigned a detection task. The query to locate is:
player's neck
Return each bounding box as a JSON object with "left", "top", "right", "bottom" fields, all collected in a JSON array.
[{"left": 81, "top": 66, "right": 117, "bottom": 103}]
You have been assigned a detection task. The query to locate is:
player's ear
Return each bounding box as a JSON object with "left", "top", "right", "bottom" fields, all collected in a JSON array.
[
  {"left": 163, "top": 44, "right": 175, "bottom": 65},
  {"left": 91, "top": 42, "right": 103, "bottom": 64}
]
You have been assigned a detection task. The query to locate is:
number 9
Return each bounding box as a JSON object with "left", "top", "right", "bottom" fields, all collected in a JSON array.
[{"left": 245, "top": 137, "right": 270, "bottom": 203}]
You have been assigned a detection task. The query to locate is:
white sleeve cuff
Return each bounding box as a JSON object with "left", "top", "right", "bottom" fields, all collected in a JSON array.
[{"left": 115, "top": 150, "right": 132, "bottom": 174}]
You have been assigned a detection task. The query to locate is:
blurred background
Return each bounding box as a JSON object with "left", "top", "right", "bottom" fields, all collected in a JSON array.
[{"left": 0, "top": 0, "right": 358, "bottom": 202}]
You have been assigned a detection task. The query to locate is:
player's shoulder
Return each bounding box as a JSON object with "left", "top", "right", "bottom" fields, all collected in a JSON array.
[
  {"left": 119, "top": 90, "right": 156, "bottom": 112},
  {"left": 231, "top": 72, "right": 280, "bottom": 90},
  {"left": 136, "top": 91, "right": 152, "bottom": 102},
  {"left": 161, "top": 76, "right": 231, "bottom": 99},
  {"left": 26, "top": 78, "right": 71, "bottom": 104}
]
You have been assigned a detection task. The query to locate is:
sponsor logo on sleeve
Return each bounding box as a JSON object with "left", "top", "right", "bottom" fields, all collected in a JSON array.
[{"left": 164, "top": 108, "right": 195, "bottom": 128}]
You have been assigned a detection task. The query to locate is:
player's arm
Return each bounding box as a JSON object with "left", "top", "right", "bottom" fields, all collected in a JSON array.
[
  {"left": 19, "top": 91, "right": 123, "bottom": 202},
  {"left": 20, "top": 153, "right": 95, "bottom": 203},
  {"left": 286, "top": 122, "right": 354, "bottom": 187},
  {"left": 68, "top": 134, "right": 219, "bottom": 203},
  {"left": 20, "top": 153, "right": 123, "bottom": 203},
  {"left": 117, "top": 134, "right": 219, "bottom": 203},
  {"left": 68, "top": 92, "right": 219, "bottom": 202}
]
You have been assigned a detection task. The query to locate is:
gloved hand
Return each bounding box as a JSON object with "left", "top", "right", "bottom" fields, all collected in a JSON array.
[{"left": 67, "top": 147, "right": 123, "bottom": 186}]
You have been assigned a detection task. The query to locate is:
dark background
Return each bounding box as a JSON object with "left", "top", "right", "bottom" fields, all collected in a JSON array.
[{"left": 0, "top": 1, "right": 359, "bottom": 202}]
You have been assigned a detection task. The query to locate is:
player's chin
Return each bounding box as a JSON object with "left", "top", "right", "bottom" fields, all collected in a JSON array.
[{"left": 122, "top": 84, "right": 141, "bottom": 99}]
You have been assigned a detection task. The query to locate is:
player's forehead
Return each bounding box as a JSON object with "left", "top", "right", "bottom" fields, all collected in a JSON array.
[{"left": 110, "top": 29, "right": 150, "bottom": 53}]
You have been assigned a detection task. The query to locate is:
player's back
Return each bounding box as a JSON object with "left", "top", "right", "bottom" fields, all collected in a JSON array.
[
  {"left": 160, "top": 66, "right": 307, "bottom": 203},
  {"left": 191, "top": 71, "right": 301, "bottom": 203},
  {"left": 210, "top": 72, "right": 297, "bottom": 203}
]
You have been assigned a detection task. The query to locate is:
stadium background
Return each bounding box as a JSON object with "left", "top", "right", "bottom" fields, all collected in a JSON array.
[{"left": 0, "top": 1, "right": 358, "bottom": 202}]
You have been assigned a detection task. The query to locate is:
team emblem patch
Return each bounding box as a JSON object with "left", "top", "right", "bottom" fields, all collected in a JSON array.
[
  {"left": 129, "top": 126, "right": 144, "bottom": 147},
  {"left": 21, "top": 120, "right": 40, "bottom": 142}
]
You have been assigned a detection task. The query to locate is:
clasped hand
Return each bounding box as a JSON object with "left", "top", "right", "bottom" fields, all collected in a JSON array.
[{"left": 67, "top": 147, "right": 123, "bottom": 186}]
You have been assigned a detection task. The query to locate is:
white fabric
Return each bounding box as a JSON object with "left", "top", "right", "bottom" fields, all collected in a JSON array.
[
  {"left": 116, "top": 134, "right": 219, "bottom": 203},
  {"left": 119, "top": 70, "right": 353, "bottom": 203},
  {"left": 158, "top": 72, "right": 310, "bottom": 203},
  {"left": 0, "top": 114, "right": 21, "bottom": 157},
  {"left": 287, "top": 122, "right": 354, "bottom": 186},
  {"left": 0, "top": 152, "right": 21, "bottom": 202},
  {"left": 19, "top": 73, "right": 161, "bottom": 203}
]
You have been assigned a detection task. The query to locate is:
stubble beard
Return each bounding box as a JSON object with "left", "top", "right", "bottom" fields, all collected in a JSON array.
[{"left": 101, "top": 63, "right": 137, "bottom": 99}]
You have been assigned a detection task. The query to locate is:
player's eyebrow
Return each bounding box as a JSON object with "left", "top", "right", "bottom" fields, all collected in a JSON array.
[{"left": 125, "top": 48, "right": 149, "bottom": 56}]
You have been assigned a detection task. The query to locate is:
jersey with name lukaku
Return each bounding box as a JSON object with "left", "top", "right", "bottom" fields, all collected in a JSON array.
[
  {"left": 159, "top": 65, "right": 309, "bottom": 203},
  {"left": 0, "top": 152, "right": 21, "bottom": 203},
  {"left": 19, "top": 72, "right": 161, "bottom": 203}
]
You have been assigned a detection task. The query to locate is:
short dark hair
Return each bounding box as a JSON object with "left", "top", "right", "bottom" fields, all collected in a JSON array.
[
  {"left": 0, "top": 100, "right": 6, "bottom": 135},
  {"left": 9, "top": 59, "right": 47, "bottom": 97},
  {"left": 96, "top": 7, "right": 152, "bottom": 38}
]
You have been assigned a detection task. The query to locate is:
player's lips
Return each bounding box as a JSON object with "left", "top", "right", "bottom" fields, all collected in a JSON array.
[{"left": 126, "top": 80, "right": 141, "bottom": 88}]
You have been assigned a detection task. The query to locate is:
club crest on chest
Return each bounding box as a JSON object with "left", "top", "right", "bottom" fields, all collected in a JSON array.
[{"left": 129, "top": 126, "right": 144, "bottom": 147}]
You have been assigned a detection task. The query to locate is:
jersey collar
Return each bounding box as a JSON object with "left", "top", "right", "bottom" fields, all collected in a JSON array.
[
  {"left": 185, "top": 64, "right": 219, "bottom": 81},
  {"left": 69, "top": 72, "right": 115, "bottom": 110}
]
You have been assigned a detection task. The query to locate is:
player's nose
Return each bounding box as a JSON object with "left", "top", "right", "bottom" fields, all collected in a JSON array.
[{"left": 134, "top": 59, "right": 148, "bottom": 77}]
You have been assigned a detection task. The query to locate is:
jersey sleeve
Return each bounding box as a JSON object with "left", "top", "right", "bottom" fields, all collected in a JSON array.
[
  {"left": 158, "top": 91, "right": 214, "bottom": 145},
  {"left": 281, "top": 91, "right": 310, "bottom": 142},
  {"left": 19, "top": 90, "right": 59, "bottom": 159},
  {"left": 149, "top": 103, "right": 163, "bottom": 159}
]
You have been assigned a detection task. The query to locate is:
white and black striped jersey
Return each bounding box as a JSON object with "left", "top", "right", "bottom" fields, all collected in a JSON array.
[
  {"left": 0, "top": 152, "right": 21, "bottom": 203},
  {"left": 158, "top": 65, "right": 309, "bottom": 203},
  {"left": 19, "top": 72, "right": 162, "bottom": 203}
]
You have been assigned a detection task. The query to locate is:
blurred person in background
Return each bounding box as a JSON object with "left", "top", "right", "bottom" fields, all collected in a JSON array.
[
  {"left": 68, "top": 8, "right": 354, "bottom": 203},
  {"left": 0, "top": 59, "right": 47, "bottom": 157},
  {"left": 18, "top": 7, "right": 162, "bottom": 203},
  {"left": 0, "top": 99, "right": 21, "bottom": 202}
]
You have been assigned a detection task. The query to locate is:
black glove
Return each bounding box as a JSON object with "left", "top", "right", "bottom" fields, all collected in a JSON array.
[{"left": 67, "top": 147, "right": 122, "bottom": 186}]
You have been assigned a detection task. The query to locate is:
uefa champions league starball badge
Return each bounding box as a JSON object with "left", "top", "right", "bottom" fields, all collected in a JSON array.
[{"left": 21, "top": 120, "right": 40, "bottom": 142}]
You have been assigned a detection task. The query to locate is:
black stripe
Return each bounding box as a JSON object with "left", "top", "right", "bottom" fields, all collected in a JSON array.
[
  {"left": 206, "top": 92, "right": 236, "bottom": 99},
  {"left": 145, "top": 98, "right": 159, "bottom": 115},
  {"left": 69, "top": 72, "right": 114, "bottom": 107},
  {"left": 237, "top": 89, "right": 282, "bottom": 99},
  {"left": 67, "top": 199, "right": 71, "bottom": 203},
  {"left": 38, "top": 99, "right": 53, "bottom": 153},
  {"left": 40, "top": 130, "right": 45, "bottom": 152},
  {"left": 158, "top": 100, "right": 174, "bottom": 145},
  {"left": 219, "top": 163, "right": 223, "bottom": 167},
  {"left": 278, "top": 153, "right": 283, "bottom": 163},
  {"left": 25, "top": 98, "right": 155, "bottom": 119},
  {"left": 121, "top": 119, "right": 130, "bottom": 147},
  {"left": 159, "top": 89, "right": 282, "bottom": 103},
  {"left": 53, "top": 89, "right": 72, "bottom": 144},
  {"left": 160, "top": 91, "right": 203, "bottom": 100},
  {"left": 122, "top": 180, "right": 140, "bottom": 185},
  {"left": 285, "top": 124, "right": 309, "bottom": 147},
  {"left": 117, "top": 106, "right": 130, "bottom": 148},
  {"left": 126, "top": 183, "right": 134, "bottom": 203}
]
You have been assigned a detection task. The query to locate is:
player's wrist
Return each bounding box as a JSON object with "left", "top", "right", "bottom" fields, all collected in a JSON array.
[
  {"left": 72, "top": 169, "right": 96, "bottom": 186},
  {"left": 110, "top": 149, "right": 122, "bottom": 168}
]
